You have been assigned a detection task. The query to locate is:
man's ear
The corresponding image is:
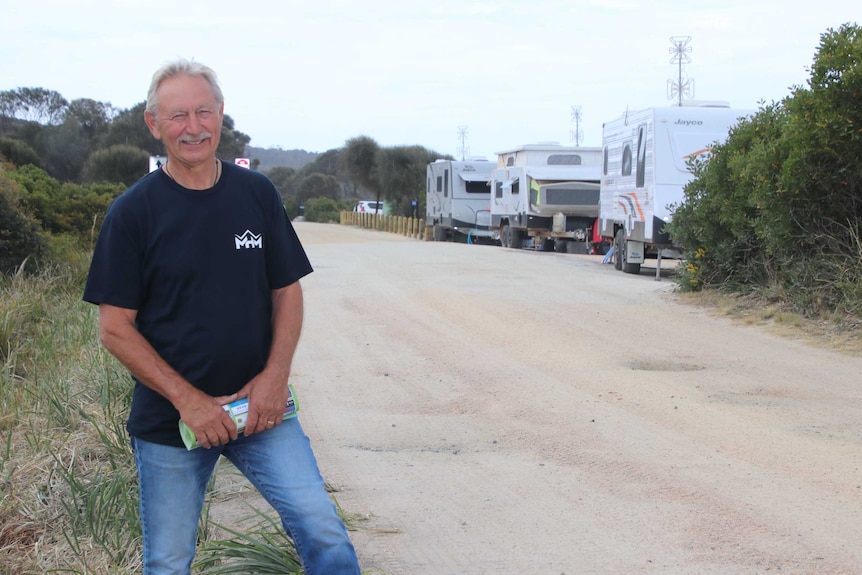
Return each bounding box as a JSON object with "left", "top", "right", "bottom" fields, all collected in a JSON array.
[{"left": 144, "top": 111, "right": 162, "bottom": 140}]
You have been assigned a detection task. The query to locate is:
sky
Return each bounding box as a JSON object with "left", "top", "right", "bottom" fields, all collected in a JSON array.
[{"left": 0, "top": 0, "right": 856, "bottom": 160}]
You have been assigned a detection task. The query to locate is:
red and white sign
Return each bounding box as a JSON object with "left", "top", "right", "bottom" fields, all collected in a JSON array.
[{"left": 235, "top": 158, "right": 251, "bottom": 169}]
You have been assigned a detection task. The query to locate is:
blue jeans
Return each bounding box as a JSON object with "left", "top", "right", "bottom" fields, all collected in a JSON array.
[{"left": 131, "top": 417, "right": 360, "bottom": 575}]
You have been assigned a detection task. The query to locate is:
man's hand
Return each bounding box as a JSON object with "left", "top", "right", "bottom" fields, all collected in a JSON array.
[
  {"left": 177, "top": 391, "right": 239, "bottom": 449},
  {"left": 236, "top": 372, "right": 290, "bottom": 436}
]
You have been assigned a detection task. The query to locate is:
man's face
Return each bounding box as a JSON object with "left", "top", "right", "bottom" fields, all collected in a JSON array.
[{"left": 145, "top": 74, "right": 224, "bottom": 168}]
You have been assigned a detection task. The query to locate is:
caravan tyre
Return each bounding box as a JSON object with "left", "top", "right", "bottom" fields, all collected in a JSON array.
[{"left": 509, "top": 228, "right": 523, "bottom": 250}]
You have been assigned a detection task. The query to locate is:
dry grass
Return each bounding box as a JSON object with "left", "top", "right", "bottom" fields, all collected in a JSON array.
[{"left": 676, "top": 290, "right": 862, "bottom": 356}]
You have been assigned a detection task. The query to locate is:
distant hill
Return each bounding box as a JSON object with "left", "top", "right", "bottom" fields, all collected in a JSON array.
[{"left": 245, "top": 145, "right": 320, "bottom": 172}]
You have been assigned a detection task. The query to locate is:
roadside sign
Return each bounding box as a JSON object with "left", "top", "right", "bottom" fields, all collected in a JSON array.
[{"left": 149, "top": 156, "right": 168, "bottom": 173}]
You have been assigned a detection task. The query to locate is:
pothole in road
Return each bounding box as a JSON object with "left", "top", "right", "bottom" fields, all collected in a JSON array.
[{"left": 624, "top": 359, "right": 706, "bottom": 372}]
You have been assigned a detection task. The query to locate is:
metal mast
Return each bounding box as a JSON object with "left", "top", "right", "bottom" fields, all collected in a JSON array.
[
  {"left": 667, "top": 36, "right": 694, "bottom": 106},
  {"left": 456, "top": 125, "right": 469, "bottom": 161},
  {"left": 569, "top": 106, "right": 583, "bottom": 146}
]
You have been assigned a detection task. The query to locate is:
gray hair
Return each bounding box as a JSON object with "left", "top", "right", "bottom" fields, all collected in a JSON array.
[{"left": 146, "top": 58, "right": 224, "bottom": 118}]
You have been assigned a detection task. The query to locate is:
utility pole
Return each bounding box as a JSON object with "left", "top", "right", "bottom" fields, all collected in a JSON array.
[{"left": 667, "top": 36, "right": 694, "bottom": 106}]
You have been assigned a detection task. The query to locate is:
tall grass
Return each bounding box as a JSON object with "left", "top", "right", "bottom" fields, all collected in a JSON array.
[{"left": 0, "top": 241, "right": 351, "bottom": 574}]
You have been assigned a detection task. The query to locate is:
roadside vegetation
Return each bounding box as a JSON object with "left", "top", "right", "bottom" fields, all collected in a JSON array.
[{"left": 669, "top": 23, "right": 862, "bottom": 328}]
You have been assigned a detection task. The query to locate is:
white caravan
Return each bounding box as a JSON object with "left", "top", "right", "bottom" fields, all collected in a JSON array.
[
  {"left": 489, "top": 144, "right": 602, "bottom": 253},
  {"left": 426, "top": 159, "right": 496, "bottom": 241},
  {"left": 599, "top": 104, "right": 751, "bottom": 274}
]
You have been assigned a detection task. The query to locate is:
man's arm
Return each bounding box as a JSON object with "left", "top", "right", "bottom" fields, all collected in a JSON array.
[
  {"left": 97, "top": 303, "right": 238, "bottom": 448},
  {"left": 239, "top": 280, "right": 304, "bottom": 435}
]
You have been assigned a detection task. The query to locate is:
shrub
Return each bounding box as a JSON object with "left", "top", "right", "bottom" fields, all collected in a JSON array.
[
  {"left": 669, "top": 23, "right": 862, "bottom": 318},
  {"left": 302, "top": 197, "right": 345, "bottom": 223},
  {"left": 0, "top": 169, "right": 43, "bottom": 274}
]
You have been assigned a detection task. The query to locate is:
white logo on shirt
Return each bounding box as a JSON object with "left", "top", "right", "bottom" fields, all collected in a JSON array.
[{"left": 235, "top": 230, "right": 262, "bottom": 249}]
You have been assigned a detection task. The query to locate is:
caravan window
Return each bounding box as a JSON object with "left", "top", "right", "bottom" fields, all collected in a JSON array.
[
  {"left": 547, "top": 154, "right": 582, "bottom": 165},
  {"left": 444, "top": 169, "right": 449, "bottom": 197},
  {"left": 465, "top": 181, "right": 488, "bottom": 194},
  {"left": 495, "top": 181, "right": 503, "bottom": 199},
  {"left": 436, "top": 176, "right": 443, "bottom": 192}
]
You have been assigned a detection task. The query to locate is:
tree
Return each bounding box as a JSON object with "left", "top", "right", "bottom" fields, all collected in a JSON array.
[
  {"left": 340, "top": 136, "right": 380, "bottom": 202},
  {"left": 102, "top": 102, "right": 164, "bottom": 156},
  {"left": 376, "top": 145, "right": 441, "bottom": 215},
  {"left": 217, "top": 114, "right": 251, "bottom": 162},
  {"left": 65, "top": 98, "right": 117, "bottom": 141},
  {"left": 36, "top": 118, "right": 90, "bottom": 182},
  {"left": 82, "top": 144, "right": 150, "bottom": 187},
  {"left": 0, "top": 87, "right": 68, "bottom": 125},
  {"left": 266, "top": 166, "right": 298, "bottom": 198},
  {"left": 297, "top": 173, "right": 340, "bottom": 204}
]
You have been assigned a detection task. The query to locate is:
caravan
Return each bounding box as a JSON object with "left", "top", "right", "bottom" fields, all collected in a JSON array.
[
  {"left": 489, "top": 144, "right": 602, "bottom": 253},
  {"left": 426, "top": 159, "right": 496, "bottom": 242},
  {"left": 599, "top": 104, "right": 752, "bottom": 274}
]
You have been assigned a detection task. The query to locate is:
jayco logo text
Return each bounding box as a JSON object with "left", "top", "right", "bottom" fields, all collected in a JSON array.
[{"left": 235, "top": 230, "right": 262, "bottom": 249}]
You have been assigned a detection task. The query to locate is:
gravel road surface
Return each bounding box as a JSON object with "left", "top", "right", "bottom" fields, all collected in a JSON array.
[{"left": 218, "top": 221, "right": 862, "bottom": 575}]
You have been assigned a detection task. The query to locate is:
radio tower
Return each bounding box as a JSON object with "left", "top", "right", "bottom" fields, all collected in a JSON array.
[
  {"left": 456, "top": 125, "right": 470, "bottom": 160},
  {"left": 667, "top": 36, "right": 695, "bottom": 106},
  {"left": 569, "top": 106, "right": 583, "bottom": 146}
]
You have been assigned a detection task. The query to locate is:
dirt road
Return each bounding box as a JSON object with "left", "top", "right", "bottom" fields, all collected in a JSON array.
[{"left": 223, "top": 222, "right": 862, "bottom": 574}]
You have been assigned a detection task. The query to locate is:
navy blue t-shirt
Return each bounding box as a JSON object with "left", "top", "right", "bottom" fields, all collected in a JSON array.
[{"left": 83, "top": 161, "right": 313, "bottom": 446}]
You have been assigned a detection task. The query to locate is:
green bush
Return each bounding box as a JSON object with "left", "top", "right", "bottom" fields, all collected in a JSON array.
[
  {"left": 0, "top": 169, "right": 44, "bottom": 274},
  {"left": 0, "top": 137, "right": 40, "bottom": 168},
  {"left": 9, "top": 164, "right": 123, "bottom": 240},
  {"left": 82, "top": 144, "right": 150, "bottom": 187},
  {"left": 669, "top": 23, "right": 862, "bottom": 318},
  {"left": 302, "top": 196, "right": 347, "bottom": 223}
]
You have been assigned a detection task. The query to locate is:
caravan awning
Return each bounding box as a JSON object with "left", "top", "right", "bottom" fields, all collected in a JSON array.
[{"left": 458, "top": 172, "right": 492, "bottom": 183}]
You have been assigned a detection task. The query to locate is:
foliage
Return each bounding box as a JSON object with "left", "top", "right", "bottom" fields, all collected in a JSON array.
[
  {"left": 101, "top": 102, "right": 165, "bottom": 156},
  {"left": 217, "top": 114, "right": 252, "bottom": 163},
  {"left": 298, "top": 173, "right": 340, "bottom": 203},
  {"left": 340, "top": 136, "right": 380, "bottom": 200},
  {"left": 82, "top": 144, "right": 151, "bottom": 187},
  {"left": 0, "top": 137, "right": 40, "bottom": 168},
  {"left": 0, "top": 169, "right": 44, "bottom": 274},
  {"left": 267, "top": 166, "right": 298, "bottom": 198},
  {"left": 669, "top": 23, "right": 862, "bottom": 317},
  {"left": 0, "top": 87, "right": 68, "bottom": 125},
  {"left": 9, "top": 164, "right": 123, "bottom": 240},
  {"left": 376, "top": 145, "right": 441, "bottom": 215},
  {"left": 302, "top": 196, "right": 347, "bottom": 223},
  {"left": 194, "top": 510, "right": 302, "bottom": 574}
]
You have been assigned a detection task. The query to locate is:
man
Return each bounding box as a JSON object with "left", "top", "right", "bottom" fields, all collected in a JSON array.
[{"left": 83, "top": 59, "right": 360, "bottom": 575}]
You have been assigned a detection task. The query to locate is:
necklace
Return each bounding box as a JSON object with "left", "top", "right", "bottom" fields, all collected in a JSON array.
[{"left": 164, "top": 159, "right": 221, "bottom": 189}]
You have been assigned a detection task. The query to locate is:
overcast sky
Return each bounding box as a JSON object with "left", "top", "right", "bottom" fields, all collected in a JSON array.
[{"left": 0, "top": 1, "right": 855, "bottom": 160}]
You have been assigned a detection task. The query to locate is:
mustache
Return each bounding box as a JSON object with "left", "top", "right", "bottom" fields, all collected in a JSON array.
[{"left": 178, "top": 131, "right": 213, "bottom": 143}]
